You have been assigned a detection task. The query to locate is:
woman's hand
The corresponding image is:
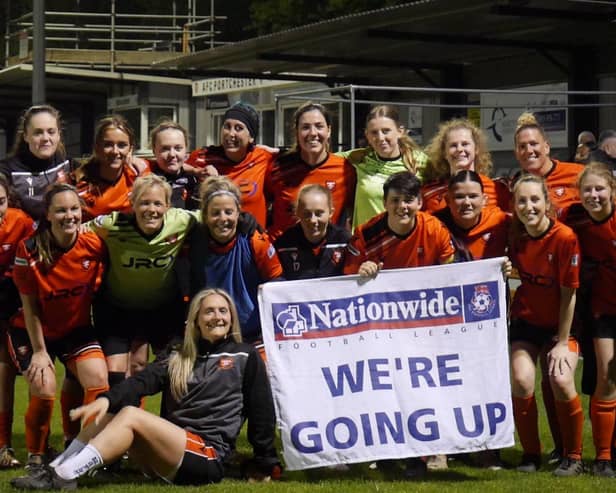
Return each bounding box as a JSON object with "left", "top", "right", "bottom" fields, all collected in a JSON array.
[
  {"left": 358, "top": 261, "right": 383, "bottom": 278},
  {"left": 70, "top": 397, "right": 110, "bottom": 426},
  {"left": 26, "top": 350, "right": 54, "bottom": 386},
  {"left": 501, "top": 257, "right": 512, "bottom": 279},
  {"left": 547, "top": 341, "right": 572, "bottom": 376},
  {"left": 183, "top": 163, "right": 218, "bottom": 178}
]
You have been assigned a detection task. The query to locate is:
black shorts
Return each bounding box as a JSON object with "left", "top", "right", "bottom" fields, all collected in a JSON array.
[
  {"left": 509, "top": 318, "right": 579, "bottom": 353},
  {"left": 0, "top": 279, "right": 20, "bottom": 321},
  {"left": 93, "top": 299, "right": 186, "bottom": 356},
  {"left": 592, "top": 314, "right": 616, "bottom": 339},
  {"left": 509, "top": 318, "right": 554, "bottom": 347},
  {"left": 173, "top": 431, "right": 223, "bottom": 485},
  {"left": 7, "top": 325, "right": 102, "bottom": 373}
]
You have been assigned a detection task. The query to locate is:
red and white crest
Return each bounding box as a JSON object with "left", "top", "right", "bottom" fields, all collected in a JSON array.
[
  {"left": 332, "top": 250, "right": 342, "bottom": 263},
  {"left": 218, "top": 357, "right": 234, "bottom": 370}
]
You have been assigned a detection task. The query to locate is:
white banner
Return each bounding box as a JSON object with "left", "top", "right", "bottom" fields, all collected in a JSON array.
[{"left": 259, "top": 258, "right": 514, "bottom": 471}]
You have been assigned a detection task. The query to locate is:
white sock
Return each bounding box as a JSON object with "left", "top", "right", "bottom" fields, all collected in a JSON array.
[
  {"left": 49, "top": 439, "right": 86, "bottom": 468},
  {"left": 54, "top": 444, "right": 103, "bottom": 480}
]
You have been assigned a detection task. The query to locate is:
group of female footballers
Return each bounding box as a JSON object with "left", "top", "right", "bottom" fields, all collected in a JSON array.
[{"left": 0, "top": 99, "right": 614, "bottom": 488}]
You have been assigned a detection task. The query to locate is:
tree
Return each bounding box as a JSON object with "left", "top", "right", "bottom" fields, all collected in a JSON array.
[{"left": 249, "top": 0, "right": 405, "bottom": 35}]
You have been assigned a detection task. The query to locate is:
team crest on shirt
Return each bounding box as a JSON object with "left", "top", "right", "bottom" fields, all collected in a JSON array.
[
  {"left": 547, "top": 253, "right": 553, "bottom": 263},
  {"left": 93, "top": 215, "right": 106, "bottom": 227},
  {"left": 332, "top": 250, "right": 342, "bottom": 264},
  {"left": 325, "top": 181, "right": 336, "bottom": 191},
  {"left": 218, "top": 357, "right": 234, "bottom": 370},
  {"left": 1, "top": 243, "right": 11, "bottom": 252},
  {"left": 469, "top": 284, "right": 496, "bottom": 316},
  {"left": 82, "top": 260, "right": 91, "bottom": 270},
  {"left": 554, "top": 187, "right": 565, "bottom": 197},
  {"left": 267, "top": 244, "right": 276, "bottom": 259},
  {"left": 165, "top": 234, "right": 179, "bottom": 244},
  {"left": 482, "top": 233, "right": 492, "bottom": 242}
]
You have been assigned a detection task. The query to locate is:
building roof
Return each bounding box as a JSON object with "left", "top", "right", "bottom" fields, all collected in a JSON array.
[{"left": 155, "top": 0, "right": 616, "bottom": 87}]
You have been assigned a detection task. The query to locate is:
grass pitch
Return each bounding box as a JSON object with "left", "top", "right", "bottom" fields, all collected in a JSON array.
[{"left": 0, "top": 361, "right": 611, "bottom": 492}]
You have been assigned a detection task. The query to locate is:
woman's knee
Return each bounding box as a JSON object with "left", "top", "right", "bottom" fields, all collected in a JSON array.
[
  {"left": 29, "top": 373, "right": 56, "bottom": 397},
  {"left": 594, "top": 374, "right": 616, "bottom": 400},
  {"left": 114, "top": 405, "right": 144, "bottom": 425},
  {"left": 549, "top": 371, "right": 575, "bottom": 394},
  {"left": 511, "top": 363, "right": 536, "bottom": 395},
  {"left": 129, "top": 358, "right": 147, "bottom": 376}
]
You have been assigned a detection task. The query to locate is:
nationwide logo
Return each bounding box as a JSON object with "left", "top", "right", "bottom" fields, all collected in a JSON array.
[
  {"left": 273, "top": 282, "right": 501, "bottom": 339},
  {"left": 273, "top": 286, "right": 464, "bottom": 339}
]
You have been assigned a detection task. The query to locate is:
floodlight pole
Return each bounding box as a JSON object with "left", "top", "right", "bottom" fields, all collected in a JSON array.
[{"left": 32, "top": 0, "right": 45, "bottom": 104}]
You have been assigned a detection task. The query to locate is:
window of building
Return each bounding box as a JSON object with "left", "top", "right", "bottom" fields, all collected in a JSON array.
[{"left": 114, "top": 105, "right": 177, "bottom": 154}]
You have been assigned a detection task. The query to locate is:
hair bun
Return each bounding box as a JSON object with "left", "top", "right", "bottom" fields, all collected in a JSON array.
[{"left": 516, "top": 111, "right": 538, "bottom": 130}]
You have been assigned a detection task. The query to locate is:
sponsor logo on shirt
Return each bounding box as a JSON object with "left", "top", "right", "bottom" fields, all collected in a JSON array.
[
  {"left": 17, "top": 345, "right": 30, "bottom": 357},
  {"left": 122, "top": 255, "right": 174, "bottom": 269}
]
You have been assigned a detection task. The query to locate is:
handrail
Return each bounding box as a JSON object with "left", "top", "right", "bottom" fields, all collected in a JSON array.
[{"left": 4, "top": 8, "right": 228, "bottom": 67}]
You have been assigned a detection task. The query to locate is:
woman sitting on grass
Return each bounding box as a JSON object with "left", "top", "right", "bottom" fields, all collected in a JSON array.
[{"left": 11, "top": 288, "right": 280, "bottom": 489}]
